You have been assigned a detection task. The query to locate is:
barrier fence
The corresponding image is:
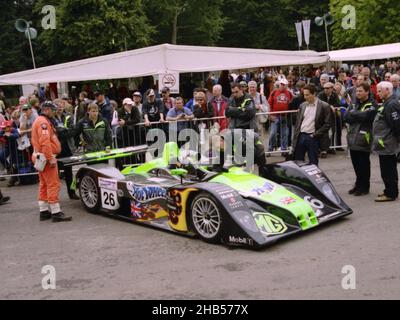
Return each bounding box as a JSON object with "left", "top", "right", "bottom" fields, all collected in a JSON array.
[{"left": 0, "top": 110, "right": 348, "bottom": 180}]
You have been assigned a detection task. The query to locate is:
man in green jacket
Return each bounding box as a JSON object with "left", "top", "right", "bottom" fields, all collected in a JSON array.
[{"left": 73, "top": 103, "right": 112, "bottom": 153}]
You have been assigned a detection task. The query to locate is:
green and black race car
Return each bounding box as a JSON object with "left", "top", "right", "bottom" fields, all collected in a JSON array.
[{"left": 60, "top": 142, "right": 352, "bottom": 249}]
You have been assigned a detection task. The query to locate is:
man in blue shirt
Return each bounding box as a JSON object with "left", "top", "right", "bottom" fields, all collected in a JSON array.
[{"left": 166, "top": 97, "right": 194, "bottom": 146}]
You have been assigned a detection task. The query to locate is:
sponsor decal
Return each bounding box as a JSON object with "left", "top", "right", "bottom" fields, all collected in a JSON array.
[
  {"left": 228, "top": 197, "right": 245, "bottom": 210},
  {"left": 127, "top": 182, "right": 167, "bottom": 203},
  {"left": 98, "top": 178, "right": 118, "bottom": 191},
  {"left": 253, "top": 212, "right": 288, "bottom": 236},
  {"left": 220, "top": 192, "right": 236, "bottom": 200},
  {"left": 280, "top": 197, "right": 296, "bottom": 205},
  {"left": 250, "top": 182, "right": 276, "bottom": 197},
  {"left": 304, "top": 196, "right": 324, "bottom": 217},
  {"left": 228, "top": 236, "right": 253, "bottom": 246},
  {"left": 304, "top": 165, "right": 327, "bottom": 184}
]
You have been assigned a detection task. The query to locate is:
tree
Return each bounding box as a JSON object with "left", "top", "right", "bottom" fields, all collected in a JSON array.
[
  {"left": 33, "top": 0, "right": 155, "bottom": 65},
  {"left": 0, "top": 0, "right": 37, "bottom": 74},
  {"left": 218, "top": 0, "right": 330, "bottom": 51},
  {"left": 143, "top": 0, "right": 225, "bottom": 46},
  {"left": 330, "top": 0, "right": 400, "bottom": 49}
]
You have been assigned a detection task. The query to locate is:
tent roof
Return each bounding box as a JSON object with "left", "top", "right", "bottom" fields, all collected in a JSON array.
[
  {"left": 0, "top": 43, "right": 327, "bottom": 86},
  {"left": 326, "top": 42, "right": 400, "bottom": 62}
]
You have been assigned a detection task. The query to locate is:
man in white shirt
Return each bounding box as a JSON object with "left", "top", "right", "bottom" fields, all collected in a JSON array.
[{"left": 292, "top": 84, "right": 332, "bottom": 166}]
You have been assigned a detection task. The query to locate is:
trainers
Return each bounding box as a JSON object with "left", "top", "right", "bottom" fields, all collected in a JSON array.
[
  {"left": 0, "top": 196, "right": 10, "bottom": 205},
  {"left": 375, "top": 195, "right": 397, "bottom": 202},
  {"left": 40, "top": 211, "right": 52, "bottom": 221},
  {"left": 320, "top": 152, "right": 328, "bottom": 159},
  {"left": 7, "top": 177, "right": 18, "bottom": 187},
  {"left": 52, "top": 212, "right": 73, "bottom": 223}
]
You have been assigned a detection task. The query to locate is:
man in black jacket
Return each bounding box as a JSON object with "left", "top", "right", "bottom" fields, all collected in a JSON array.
[
  {"left": 318, "top": 82, "right": 341, "bottom": 157},
  {"left": 292, "top": 84, "right": 331, "bottom": 166},
  {"left": 344, "top": 82, "right": 377, "bottom": 196},
  {"left": 225, "top": 83, "right": 257, "bottom": 131},
  {"left": 372, "top": 81, "right": 400, "bottom": 202},
  {"left": 117, "top": 98, "right": 142, "bottom": 147}
]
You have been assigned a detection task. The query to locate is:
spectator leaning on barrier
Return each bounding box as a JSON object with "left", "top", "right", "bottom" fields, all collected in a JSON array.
[
  {"left": 267, "top": 78, "right": 293, "bottom": 155},
  {"left": 142, "top": 89, "right": 165, "bottom": 127},
  {"left": 117, "top": 98, "right": 142, "bottom": 147},
  {"left": 372, "top": 81, "right": 400, "bottom": 202},
  {"left": 132, "top": 91, "right": 143, "bottom": 120},
  {"left": 292, "top": 84, "right": 331, "bottom": 166},
  {"left": 166, "top": 97, "right": 194, "bottom": 144},
  {"left": 94, "top": 91, "right": 113, "bottom": 125},
  {"left": 225, "top": 83, "right": 257, "bottom": 131},
  {"left": 208, "top": 84, "right": 229, "bottom": 132},
  {"left": 344, "top": 82, "right": 377, "bottom": 197},
  {"left": 19, "top": 104, "right": 38, "bottom": 138},
  {"left": 0, "top": 120, "right": 20, "bottom": 186},
  {"left": 248, "top": 81, "right": 269, "bottom": 148},
  {"left": 161, "top": 87, "right": 175, "bottom": 115},
  {"left": 73, "top": 103, "right": 112, "bottom": 153}
]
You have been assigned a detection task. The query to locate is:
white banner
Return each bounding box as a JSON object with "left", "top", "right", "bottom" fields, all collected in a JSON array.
[
  {"left": 295, "top": 22, "right": 303, "bottom": 48},
  {"left": 302, "top": 20, "right": 311, "bottom": 47},
  {"left": 158, "top": 72, "right": 180, "bottom": 94}
]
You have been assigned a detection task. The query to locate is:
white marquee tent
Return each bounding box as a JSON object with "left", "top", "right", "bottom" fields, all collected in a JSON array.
[
  {"left": 0, "top": 43, "right": 327, "bottom": 86},
  {"left": 325, "top": 42, "right": 400, "bottom": 62}
]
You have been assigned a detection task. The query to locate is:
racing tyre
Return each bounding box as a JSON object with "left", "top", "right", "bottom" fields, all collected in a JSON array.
[
  {"left": 79, "top": 172, "right": 101, "bottom": 214},
  {"left": 189, "top": 193, "right": 224, "bottom": 244}
]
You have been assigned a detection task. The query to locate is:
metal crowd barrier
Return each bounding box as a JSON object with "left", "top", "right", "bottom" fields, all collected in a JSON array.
[{"left": 0, "top": 110, "right": 349, "bottom": 180}]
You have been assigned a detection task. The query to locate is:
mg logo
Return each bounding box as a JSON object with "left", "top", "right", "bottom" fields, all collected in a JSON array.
[{"left": 253, "top": 213, "right": 288, "bottom": 236}]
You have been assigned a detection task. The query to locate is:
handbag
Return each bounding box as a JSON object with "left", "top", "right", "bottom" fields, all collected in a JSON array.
[
  {"left": 17, "top": 134, "right": 31, "bottom": 151},
  {"left": 257, "top": 94, "right": 269, "bottom": 124}
]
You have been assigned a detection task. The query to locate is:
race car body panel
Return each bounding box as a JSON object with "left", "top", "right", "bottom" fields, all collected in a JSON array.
[{"left": 65, "top": 143, "right": 353, "bottom": 249}]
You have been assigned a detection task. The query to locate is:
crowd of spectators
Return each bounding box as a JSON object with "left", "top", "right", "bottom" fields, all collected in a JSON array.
[{"left": 1, "top": 60, "right": 400, "bottom": 189}]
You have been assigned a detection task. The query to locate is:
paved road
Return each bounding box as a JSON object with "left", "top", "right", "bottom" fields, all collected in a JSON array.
[{"left": 0, "top": 153, "right": 399, "bottom": 300}]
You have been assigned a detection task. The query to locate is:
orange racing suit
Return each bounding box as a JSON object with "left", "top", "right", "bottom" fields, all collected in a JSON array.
[{"left": 31, "top": 115, "right": 62, "bottom": 205}]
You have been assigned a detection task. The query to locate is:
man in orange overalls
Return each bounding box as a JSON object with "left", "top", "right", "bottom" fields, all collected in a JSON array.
[{"left": 31, "top": 101, "right": 72, "bottom": 222}]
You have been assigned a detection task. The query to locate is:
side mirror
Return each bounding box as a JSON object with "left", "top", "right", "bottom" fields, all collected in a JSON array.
[{"left": 171, "top": 168, "right": 188, "bottom": 177}]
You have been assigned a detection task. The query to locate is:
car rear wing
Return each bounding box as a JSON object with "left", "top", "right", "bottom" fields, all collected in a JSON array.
[{"left": 58, "top": 145, "right": 150, "bottom": 167}]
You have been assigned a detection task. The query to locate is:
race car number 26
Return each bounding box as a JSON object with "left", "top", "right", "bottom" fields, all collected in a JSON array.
[{"left": 101, "top": 190, "right": 120, "bottom": 210}]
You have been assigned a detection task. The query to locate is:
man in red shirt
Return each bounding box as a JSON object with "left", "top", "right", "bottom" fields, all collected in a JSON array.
[
  {"left": 267, "top": 79, "right": 293, "bottom": 155},
  {"left": 207, "top": 84, "right": 229, "bottom": 131}
]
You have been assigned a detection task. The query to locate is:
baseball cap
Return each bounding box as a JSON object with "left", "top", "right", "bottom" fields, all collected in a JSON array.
[
  {"left": 133, "top": 91, "right": 142, "bottom": 97},
  {"left": 0, "top": 120, "right": 13, "bottom": 129},
  {"left": 240, "top": 81, "right": 248, "bottom": 87},
  {"left": 21, "top": 104, "right": 31, "bottom": 111},
  {"left": 280, "top": 79, "right": 289, "bottom": 85},
  {"left": 41, "top": 101, "right": 58, "bottom": 110},
  {"left": 123, "top": 98, "right": 134, "bottom": 105},
  {"left": 147, "top": 89, "right": 155, "bottom": 97}
]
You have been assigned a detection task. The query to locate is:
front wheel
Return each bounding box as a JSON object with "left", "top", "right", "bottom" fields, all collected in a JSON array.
[
  {"left": 79, "top": 173, "right": 101, "bottom": 214},
  {"left": 189, "top": 193, "right": 224, "bottom": 244}
]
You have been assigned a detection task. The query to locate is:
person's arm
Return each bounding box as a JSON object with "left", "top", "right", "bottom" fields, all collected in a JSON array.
[
  {"left": 314, "top": 104, "right": 332, "bottom": 138},
  {"left": 236, "top": 99, "right": 256, "bottom": 121},
  {"left": 104, "top": 120, "right": 113, "bottom": 149},
  {"left": 385, "top": 102, "right": 400, "bottom": 136},
  {"left": 166, "top": 109, "right": 179, "bottom": 122}
]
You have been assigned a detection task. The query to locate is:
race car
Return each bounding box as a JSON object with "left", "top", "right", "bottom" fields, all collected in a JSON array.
[{"left": 60, "top": 142, "right": 352, "bottom": 249}]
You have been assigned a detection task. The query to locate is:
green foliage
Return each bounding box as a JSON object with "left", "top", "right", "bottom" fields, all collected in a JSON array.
[
  {"left": 219, "top": 0, "right": 330, "bottom": 51},
  {"left": 1, "top": 0, "right": 398, "bottom": 75},
  {"left": 33, "top": 0, "right": 154, "bottom": 64},
  {"left": 142, "top": 0, "right": 225, "bottom": 45},
  {"left": 330, "top": 0, "right": 400, "bottom": 48}
]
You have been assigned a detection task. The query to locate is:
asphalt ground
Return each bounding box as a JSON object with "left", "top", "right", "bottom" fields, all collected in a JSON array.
[{"left": 0, "top": 152, "right": 399, "bottom": 300}]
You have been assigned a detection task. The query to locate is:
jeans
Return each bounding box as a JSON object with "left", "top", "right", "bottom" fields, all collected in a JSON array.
[
  {"left": 268, "top": 116, "right": 289, "bottom": 152},
  {"left": 294, "top": 133, "right": 320, "bottom": 166}
]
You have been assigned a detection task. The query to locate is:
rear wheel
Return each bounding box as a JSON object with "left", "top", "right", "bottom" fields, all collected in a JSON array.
[
  {"left": 79, "top": 173, "right": 101, "bottom": 213},
  {"left": 189, "top": 193, "right": 223, "bottom": 244}
]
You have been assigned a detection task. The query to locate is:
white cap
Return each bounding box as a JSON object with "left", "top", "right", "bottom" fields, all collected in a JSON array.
[
  {"left": 280, "top": 79, "right": 289, "bottom": 85},
  {"left": 133, "top": 91, "right": 142, "bottom": 97},
  {"left": 147, "top": 89, "right": 155, "bottom": 97},
  {"left": 123, "top": 98, "right": 134, "bottom": 105}
]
